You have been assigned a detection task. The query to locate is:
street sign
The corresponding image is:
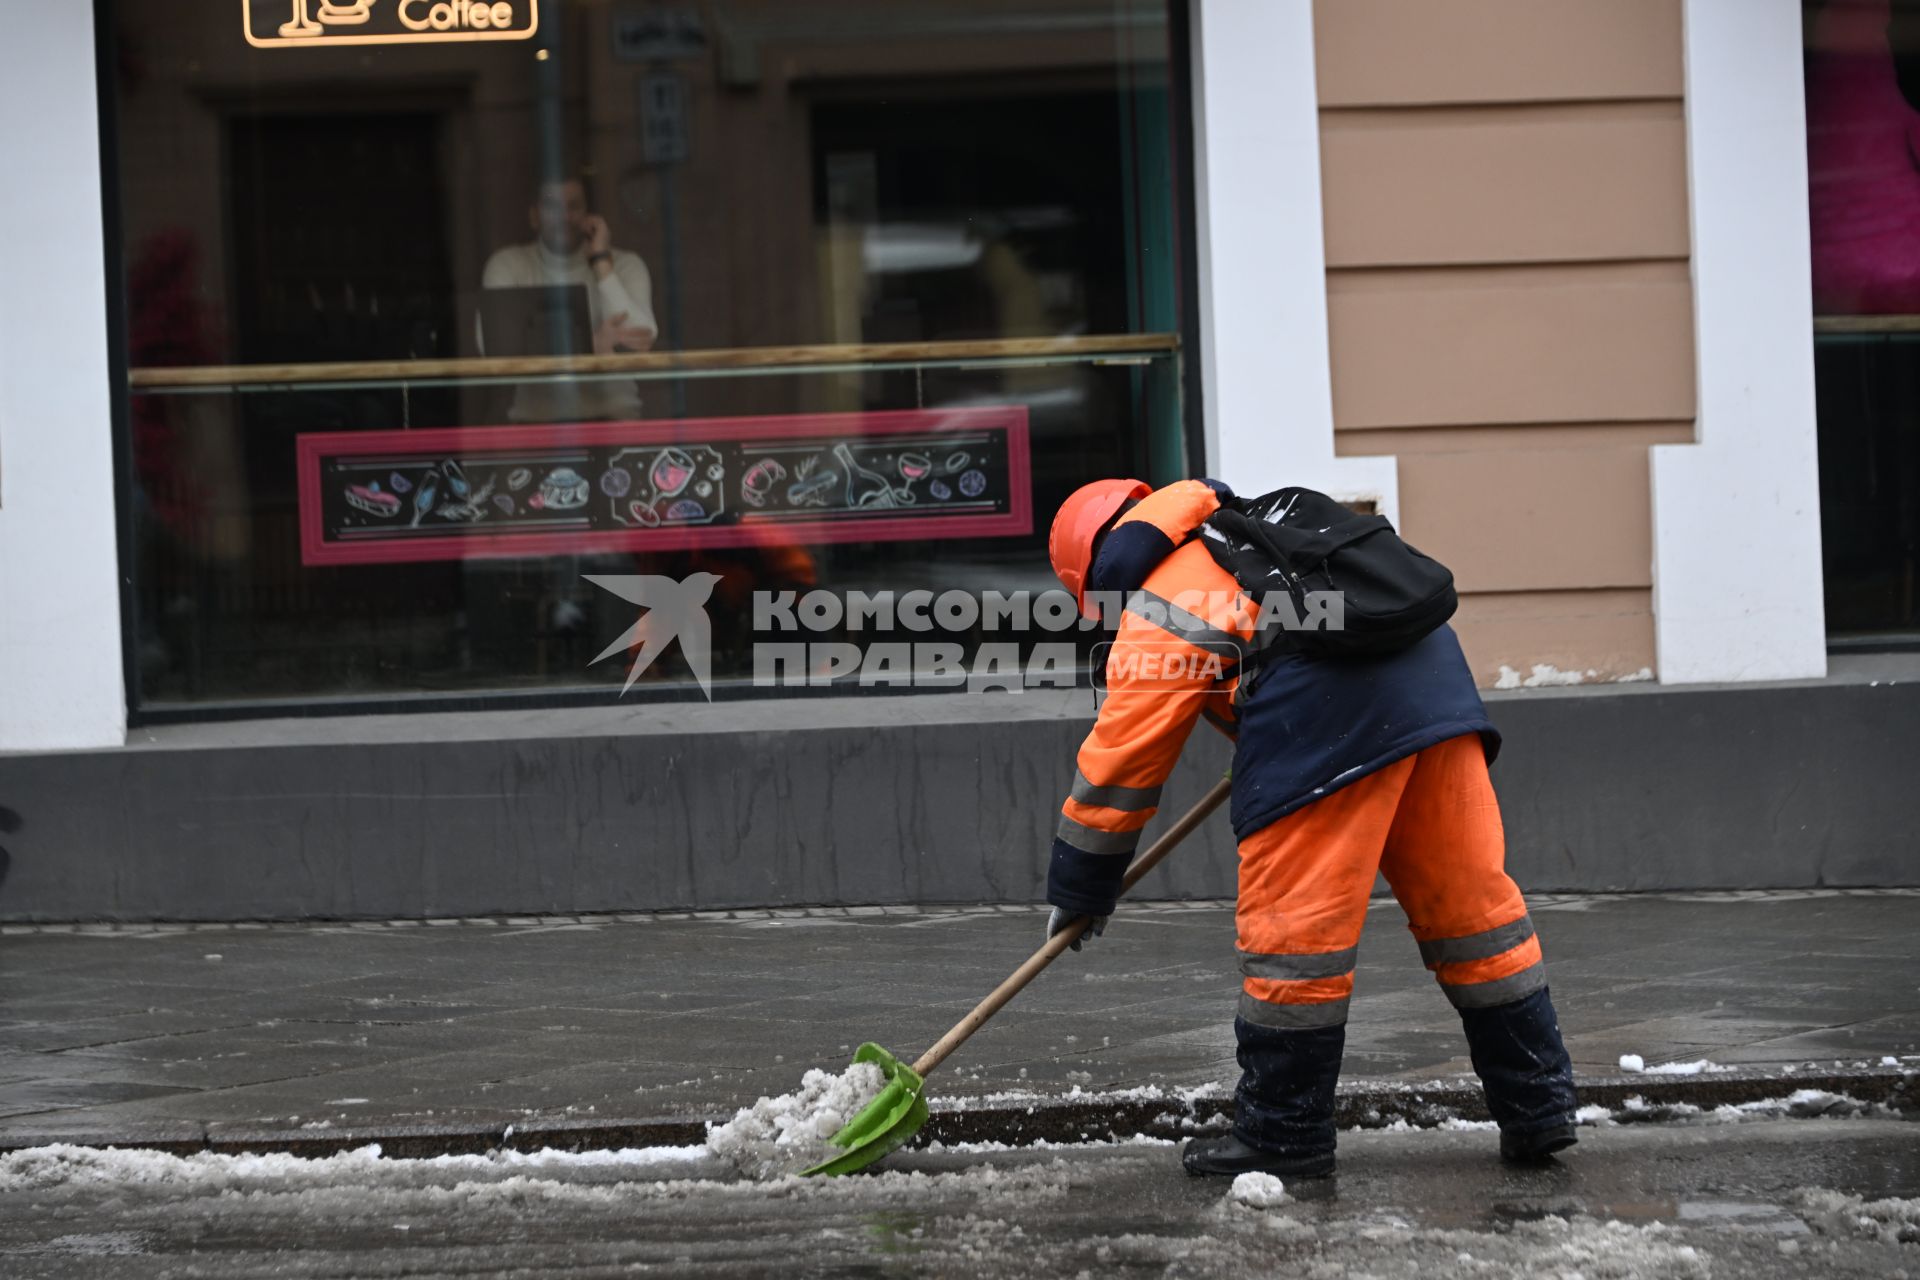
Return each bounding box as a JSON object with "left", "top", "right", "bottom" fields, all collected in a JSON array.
[
  {"left": 612, "top": 7, "right": 706, "bottom": 61},
  {"left": 639, "top": 72, "right": 689, "bottom": 164}
]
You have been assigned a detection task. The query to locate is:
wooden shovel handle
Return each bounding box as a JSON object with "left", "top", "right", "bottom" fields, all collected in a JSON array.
[{"left": 911, "top": 775, "right": 1232, "bottom": 1078}]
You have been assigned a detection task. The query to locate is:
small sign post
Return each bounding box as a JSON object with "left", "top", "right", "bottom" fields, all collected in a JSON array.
[{"left": 639, "top": 72, "right": 690, "bottom": 166}]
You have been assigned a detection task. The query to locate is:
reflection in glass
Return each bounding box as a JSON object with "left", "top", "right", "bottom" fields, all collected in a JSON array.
[{"left": 111, "top": 0, "right": 1187, "bottom": 707}]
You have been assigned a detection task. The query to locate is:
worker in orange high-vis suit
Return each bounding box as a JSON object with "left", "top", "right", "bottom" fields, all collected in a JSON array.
[{"left": 1043, "top": 477, "right": 1577, "bottom": 1179}]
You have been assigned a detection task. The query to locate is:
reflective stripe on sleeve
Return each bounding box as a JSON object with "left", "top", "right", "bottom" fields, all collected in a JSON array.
[
  {"left": 1054, "top": 815, "right": 1143, "bottom": 857},
  {"left": 1069, "top": 770, "right": 1163, "bottom": 814},
  {"left": 1125, "top": 591, "right": 1245, "bottom": 660}
]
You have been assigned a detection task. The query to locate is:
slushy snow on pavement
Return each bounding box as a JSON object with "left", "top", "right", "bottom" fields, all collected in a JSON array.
[
  {"left": 705, "top": 1060, "right": 888, "bottom": 1177},
  {"left": 1618, "top": 1054, "right": 1731, "bottom": 1076},
  {"left": 1228, "top": 1171, "right": 1287, "bottom": 1208},
  {"left": 1798, "top": 1189, "right": 1920, "bottom": 1246},
  {"left": 4, "top": 1121, "right": 1917, "bottom": 1279}
]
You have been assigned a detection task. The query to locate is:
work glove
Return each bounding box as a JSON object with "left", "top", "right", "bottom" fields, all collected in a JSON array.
[{"left": 1046, "top": 906, "right": 1109, "bottom": 952}]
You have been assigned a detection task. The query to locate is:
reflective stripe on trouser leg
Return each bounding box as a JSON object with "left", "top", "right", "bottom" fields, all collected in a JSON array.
[
  {"left": 1417, "top": 914, "right": 1548, "bottom": 1010},
  {"left": 1239, "top": 969, "right": 1355, "bottom": 1029},
  {"left": 1238, "top": 990, "right": 1352, "bottom": 1029},
  {"left": 1234, "top": 758, "right": 1418, "bottom": 1036},
  {"left": 1375, "top": 736, "right": 1545, "bottom": 1012},
  {"left": 1236, "top": 947, "right": 1356, "bottom": 1028}
]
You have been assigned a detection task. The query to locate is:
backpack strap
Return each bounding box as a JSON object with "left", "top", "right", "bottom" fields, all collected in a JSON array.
[{"left": 1213, "top": 508, "right": 1393, "bottom": 576}]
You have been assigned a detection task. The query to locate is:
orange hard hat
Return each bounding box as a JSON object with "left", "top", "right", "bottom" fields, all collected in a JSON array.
[{"left": 1049, "top": 478, "right": 1150, "bottom": 614}]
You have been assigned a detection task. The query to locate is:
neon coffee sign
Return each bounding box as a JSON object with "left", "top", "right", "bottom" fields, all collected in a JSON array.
[{"left": 245, "top": 0, "right": 539, "bottom": 47}]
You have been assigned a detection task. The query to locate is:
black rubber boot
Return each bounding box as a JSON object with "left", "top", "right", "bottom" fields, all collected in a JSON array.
[
  {"left": 1457, "top": 985, "right": 1579, "bottom": 1155},
  {"left": 1183, "top": 1132, "right": 1337, "bottom": 1178},
  {"left": 1500, "top": 1122, "right": 1578, "bottom": 1164},
  {"left": 1228, "top": 1015, "right": 1346, "bottom": 1172}
]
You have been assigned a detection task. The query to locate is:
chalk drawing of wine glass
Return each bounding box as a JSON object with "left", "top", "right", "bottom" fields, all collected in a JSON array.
[
  {"left": 890, "top": 451, "right": 931, "bottom": 505},
  {"left": 278, "top": 0, "right": 323, "bottom": 36},
  {"left": 649, "top": 447, "right": 697, "bottom": 499},
  {"left": 898, "top": 453, "right": 932, "bottom": 484},
  {"left": 317, "top": 0, "right": 375, "bottom": 25}
]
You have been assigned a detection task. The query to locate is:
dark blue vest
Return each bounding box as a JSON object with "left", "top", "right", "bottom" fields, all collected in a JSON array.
[{"left": 1227, "top": 624, "right": 1500, "bottom": 839}]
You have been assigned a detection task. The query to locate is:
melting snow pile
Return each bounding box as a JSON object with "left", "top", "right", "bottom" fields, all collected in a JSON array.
[
  {"left": 1799, "top": 1189, "right": 1920, "bottom": 1246},
  {"left": 1227, "top": 1171, "right": 1287, "bottom": 1209},
  {"left": 1580, "top": 1088, "right": 1889, "bottom": 1127},
  {"left": 706, "top": 1061, "right": 888, "bottom": 1178},
  {"left": 1517, "top": 1219, "right": 1710, "bottom": 1279},
  {"left": 0, "top": 1141, "right": 717, "bottom": 1217},
  {"left": 1618, "top": 1054, "right": 1727, "bottom": 1076}
]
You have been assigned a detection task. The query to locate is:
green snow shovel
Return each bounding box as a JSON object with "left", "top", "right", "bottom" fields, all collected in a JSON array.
[{"left": 803, "top": 774, "right": 1233, "bottom": 1176}]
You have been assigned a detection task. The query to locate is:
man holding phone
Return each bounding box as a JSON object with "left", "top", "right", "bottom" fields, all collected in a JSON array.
[{"left": 481, "top": 174, "right": 658, "bottom": 422}]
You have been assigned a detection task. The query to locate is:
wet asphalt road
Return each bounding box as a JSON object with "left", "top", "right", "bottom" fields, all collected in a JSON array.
[
  {"left": 9, "top": 893, "right": 1920, "bottom": 1148},
  {"left": 1, "top": 1117, "right": 1916, "bottom": 1278}
]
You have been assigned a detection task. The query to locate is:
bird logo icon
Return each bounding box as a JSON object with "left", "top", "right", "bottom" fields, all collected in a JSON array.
[{"left": 584, "top": 573, "right": 722, "bottom": 698}]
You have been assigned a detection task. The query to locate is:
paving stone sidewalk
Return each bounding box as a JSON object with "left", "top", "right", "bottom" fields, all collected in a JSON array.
[{"left": 2, "top": 891, "right": 1917, "bottom": 1146}]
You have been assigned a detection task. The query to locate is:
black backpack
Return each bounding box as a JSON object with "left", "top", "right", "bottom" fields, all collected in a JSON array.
[{"left": 1199, "top": 487, "right": 1456, "bottom": 660}]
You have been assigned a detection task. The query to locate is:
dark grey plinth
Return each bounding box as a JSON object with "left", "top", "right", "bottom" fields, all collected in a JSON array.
[{"left": 0, "top": 657, "right": 1915, "bottom": 920}]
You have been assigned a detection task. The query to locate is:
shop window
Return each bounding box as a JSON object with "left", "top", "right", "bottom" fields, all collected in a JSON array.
[
  {"left": 1807, "top": 0, "right": 1920, "bottom": 643},
  {"left": 107, "top": 0, "right": 1190, "bottom": 712}
]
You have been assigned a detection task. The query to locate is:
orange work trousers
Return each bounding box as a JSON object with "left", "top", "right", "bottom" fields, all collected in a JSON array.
[{"left": 1235, "top": 733, "right": 1545, "bottom": 1030}]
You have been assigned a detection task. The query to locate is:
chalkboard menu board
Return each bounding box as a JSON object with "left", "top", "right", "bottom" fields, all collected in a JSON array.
[{"left": 296, "top": 407, "right": 1030, "bottom": 565}]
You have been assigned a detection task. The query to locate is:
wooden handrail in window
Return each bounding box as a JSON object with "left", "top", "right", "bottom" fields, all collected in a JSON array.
[
  {"left": 1813, "top": 315, "right": 1920, "bottom": 334},
  {"left": 127, "top": 333, "right": 1181, "bottom": 390}
]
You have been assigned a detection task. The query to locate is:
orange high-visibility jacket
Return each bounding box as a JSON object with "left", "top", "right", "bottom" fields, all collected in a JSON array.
[
  {"left": 1046, "top": 480, "right": 1497, "bottom": 917},
  {"left": 1047, "top": 480, "right": 1253, "bottom": 915}
]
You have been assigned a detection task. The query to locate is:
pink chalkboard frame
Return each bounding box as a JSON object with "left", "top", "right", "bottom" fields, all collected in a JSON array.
[{"left": 296, "top": 406, "right": 1032, "bottom": 566}]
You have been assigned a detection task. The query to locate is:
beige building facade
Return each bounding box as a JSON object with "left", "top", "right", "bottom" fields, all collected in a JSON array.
[
  {"left": 1321, "top": 0, "right": 1693, "bottom": 686},
  {"left": 1193, "top": 0, "right": 1823, "bottom": 696}
]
